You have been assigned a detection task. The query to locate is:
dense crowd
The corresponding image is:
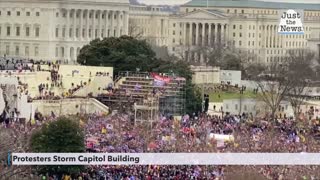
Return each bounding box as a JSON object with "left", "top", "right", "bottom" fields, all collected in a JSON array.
[
  {"left": 1, "top": 106, "right": 320, "bottom": 179},
  {"left": 0, "top": 58, "right": 93, "bottom": 101},
  {"left": 79, "top": 112, "right": 320, "bottom": 179},
  {"left": 0, "top": 57, "right": 67, "bottom": 71},
  {"left": 2, "top": 56, "right": 320, "bottom": 179}
]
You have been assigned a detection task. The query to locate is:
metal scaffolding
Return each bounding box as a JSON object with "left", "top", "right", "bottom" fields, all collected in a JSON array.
[
  {"left": 115, "top": 71, "right": 186, "bottom": 123},
  {"left": 134, "top": 96, "right": 159, "bottom": 126}
]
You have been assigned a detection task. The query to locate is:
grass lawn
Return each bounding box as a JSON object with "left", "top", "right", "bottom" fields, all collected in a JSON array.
[{"left": 209, "top": 91, "right": 257, "bottom": 102}]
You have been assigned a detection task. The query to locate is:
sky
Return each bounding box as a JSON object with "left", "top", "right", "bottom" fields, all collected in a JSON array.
[{"left": 137, "top": 0, "right": 320, "bottom": 5}]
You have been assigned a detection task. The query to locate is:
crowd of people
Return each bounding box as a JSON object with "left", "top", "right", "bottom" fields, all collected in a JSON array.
[
  {"left": 2, "top": 57, "right": 320, "bottom": 179},
  {"left": 79, "top": 111, "right": 320, "bottom": 179},
  {"left": 1, "top": 103, "right": 320, "bottom": 179},
  {"left": 0, "top": 57, "right": 96, "bottom": 101},
  {"left": 0, "top": 57, "right": 68, "bottom": 72}
]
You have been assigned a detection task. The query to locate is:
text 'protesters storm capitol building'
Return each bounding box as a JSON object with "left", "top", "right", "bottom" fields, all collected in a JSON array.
[{"left": 11, "top": 154, "right": 140, "bottom": 164}]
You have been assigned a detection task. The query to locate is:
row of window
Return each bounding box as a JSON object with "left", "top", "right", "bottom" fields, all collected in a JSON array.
[
  {"left": 232, "top": 24, "right": 312, "bottom": 32},
  {"left": 227, "top": 9, "right": 320, "bottom": 17},
  {"left": 1, "top": 45, "right": 39, "bottom": 57},
  {"left": 227, "top": 9, "right": 246, "bottom": 14},
  {"left": 225, "top": 104, "right": 251, "bottom": 111},
  {"left": 55, "top": 27, "right": 121, "bottom": 38},
  {"left": 55, "top": 11, "right": 122, "bottom": 20},
  {"left": 233, "top": 25, "right": 243, "bottom": 30},
  {"left": 231, "top": 39, "right": 307, "bottom": 48},
  {"left": 0, "top": 26, "right": 40, "bottom": 37},
  {"left": 185, "top": 7, "right": 320, "bottom": 17},
  {"left": 0, "top": 11, "right": 40, "bottom": 17},
  {"left": 55, "top": 47, "right": 81, "bottom": 59},
  {"left": 267, "top": 49, "right": 288, "bottom": 55},
  {"left": 0, "top": 10, "right": 125, "bottom": 19},
  {"left": 232, "top": 32, "right": 311, "bottom": 39},
  {"left": 266, "top": 56, "right": 289, "bottom": 63},
  {"left": 286, "top": 41, "right": 307, "bottom": 47}
]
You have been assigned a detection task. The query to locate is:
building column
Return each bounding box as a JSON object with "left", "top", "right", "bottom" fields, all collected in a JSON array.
[
  {"left": 213, "top": 23, "right": 217, "bottom": 45},
  {"left": 267, "top": 25, "right": 270, "bottom": 48},
  {"left": 66, "top": 45, "right": 70, "bottom": 61},
  {"left": 189, "top": 23, "right": 192, "bottom": 46},
  {"left": 118, "top": 11, "right": 122, "bottom": 36},
  {"left": 105, "top": 10, "right": 108, "bottom": 37},
  {"left": 264, "top": 25, "right": 267, "bottom": 48},
  {"left": 202, "top": 23, "right": 205, "bottom": 46},
  {"left": 225, "top": 24, "right": 229, "bottom": 46},
  {"left": 80, "top": 9, "right": 83, "bottom": 40},
  {"left": 97, "top": 11, "right": 102, "bottom": 38},
  {"left": 275, "top": 25, "right": 279, "bottom": 48},
  {"left": 270, "top": 25, "right": 273, "bottom": 48},
  {"left": 73, "top": 9, "right": 76, "bottom": 39},
  {"left": 195, "top": 23, "right": 199, "bottom": 46},
  {"left": 93, "top": 10, "right": 96, "bottom": 39},
  {"left": 221, "top": 24, "right": 225, "bottom": 45},
  {"left": 217, "top": 23, "right": 221, "bottom": 44},
  {"left": 124, "top": 11, "right": 129, "bottom": 35},
  {"left": 110, "top": 11, "right": 114, "bottom": 37},
  {"left": 181, "top": 22, "right": 185, "bottom": 45},
  {"left": 86, "top": 10, "right": 90, "bottom": 40},
  {"left": 66, "top": 9, "right": 70, "bottom": 39},
  {"left": 208, "top": 23, "right": 212, "bottom": 46},
  {"left": 274, "top": 25, "right": 276, "bottom": 48}
]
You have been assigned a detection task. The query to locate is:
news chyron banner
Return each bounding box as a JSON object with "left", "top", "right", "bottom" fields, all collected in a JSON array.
[
  {"left": 8, "top": 153, "right": 320, "bottom": 165},
  {"left": 278, "top": 9, "right": 304, "bottom": 35}
]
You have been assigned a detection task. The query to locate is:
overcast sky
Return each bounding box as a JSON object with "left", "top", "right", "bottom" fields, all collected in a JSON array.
[{"left": 137, "top": 0, "right": 320, "bottom": 5}]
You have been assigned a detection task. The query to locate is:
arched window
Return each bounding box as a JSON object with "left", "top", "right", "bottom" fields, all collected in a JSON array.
[
  {"left": 55, "top": 47, "right": 58, "bottom": 57},
  {"left": 70, "top": 47, "right": 74, "bottom": 60},
  {"left": 61, "top": 47, "right": 64, "bottom": 58}
]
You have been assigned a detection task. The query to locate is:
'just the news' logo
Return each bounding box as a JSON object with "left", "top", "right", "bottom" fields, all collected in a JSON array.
[{"left": 278, "top": 9, "right": 304, "bottom": 35}]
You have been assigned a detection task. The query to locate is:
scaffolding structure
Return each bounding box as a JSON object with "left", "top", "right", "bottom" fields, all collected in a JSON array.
[
  {"left": 158, "top": 76, "right": 186, "bottom": 116},
  {"left": 114, "top": 71, "right": 186, "bottom": 123},
  {"left": 134, "top": 96, "right": 159, "bottom": 126}
]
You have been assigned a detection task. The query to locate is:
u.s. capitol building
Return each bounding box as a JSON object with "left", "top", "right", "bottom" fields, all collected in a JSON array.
[
  {"left": 130, "top": 0, "right": 320, "bottom": 64},
  {"left": 0, "top": 0, "right": 129, "bottom": 62},
  {"left": 0, "top": 0, "right": 319, "bottom": 64}
]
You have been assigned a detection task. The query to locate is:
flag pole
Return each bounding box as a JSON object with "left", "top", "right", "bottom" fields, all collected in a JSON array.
[{"left": 207, "top": 0, "right": 209, "bottom": 8}]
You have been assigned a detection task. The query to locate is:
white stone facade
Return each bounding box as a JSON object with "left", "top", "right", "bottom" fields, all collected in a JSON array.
[
  {"left": 129, "top": 5, "right": 170, "bottom": 47},
  {"left": 0, "top": 0, "right": 129, "bottom": 62},
  {"left": 220, "top": 70, "right": 242, "bottom": 86},
  {"left": 130, "top": 2, "right": 320, "bottom": 65},
  {"left": 169, "top": 8, "right": 320, "bottom": 65},
  {"left": 190, "top": 65, "right": 220, "bottom": 84},
  {"left": 222, "top": 98, "right": 295, "bottom": 117},
  {"left": 1, "top": 0, "right": 319, "bottom": 65}
]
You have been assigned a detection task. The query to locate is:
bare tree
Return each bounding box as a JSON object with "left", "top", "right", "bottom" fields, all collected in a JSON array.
[
  {"left": 203, "top": 41, "right": 249, "bottom": 70},
  {"left": 175, "top": 45, "right": 191, "bottom": 61},
  {"left": 286, "top": 49, "right": 315, "bottom": 118},
  {"left": 243, "top": 63, "right": 265, "bottom": 80},
  {"left": 253, "top": 49, "right": 315, "bottom": 120},
  {"left": 253, "top": 63, "right": 293, "bottom": 120},
  {"left": 128, "top": 19, "right": 144, "bottom": 39}
]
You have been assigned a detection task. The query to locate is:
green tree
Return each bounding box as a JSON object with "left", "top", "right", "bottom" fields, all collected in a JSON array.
[
  {"left": 77, "top": 36, "right": 156, "bottom": 75},
  {"left": 78, "top": 37, "right": 202, "bottom": 114},
  {"left": 30, "top": 117, "right": 85, "bottom": 177}
]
